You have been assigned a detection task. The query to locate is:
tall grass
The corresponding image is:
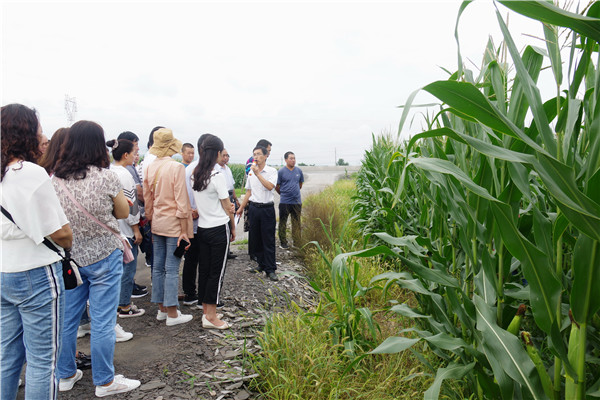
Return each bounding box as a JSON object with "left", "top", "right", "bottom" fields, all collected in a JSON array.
[{"left": 250, "top": 180, "right": 431, "bottom": 398}]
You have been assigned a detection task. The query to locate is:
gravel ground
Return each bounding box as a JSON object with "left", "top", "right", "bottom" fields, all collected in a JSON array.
[{"left": 18, "top": 243, "right": 316, "bottom": 400}]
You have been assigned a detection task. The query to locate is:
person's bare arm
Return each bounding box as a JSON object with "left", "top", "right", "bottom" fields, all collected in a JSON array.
[
  {"left": 49, "top": 223, "right": 73, "bottom": 249},
  {"left": 136, "top": 184, "right": 144, "bottom": 204},
  {"left": 112, "top": 190, "right": 129, "bottom": 219},
  {"left": 275, "top": 184, "right": 281, "bottom": 194},
  {"left": 236, "top": 189, "right": 252, "bottom": 215}
]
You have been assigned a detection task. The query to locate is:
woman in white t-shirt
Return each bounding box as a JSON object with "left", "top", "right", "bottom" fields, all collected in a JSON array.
[
  {"left": 108, "top": 139, "right": 144, "bottom": 319},
  {"left": 192, "top": 135, "right": 235, "bottom": 330},
  {"left": 1, "top": 103, "right": 73, "bottom": 399}
]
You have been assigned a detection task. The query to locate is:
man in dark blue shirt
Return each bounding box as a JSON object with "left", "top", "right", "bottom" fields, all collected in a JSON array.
[{"left": 275, "top": 151, "right": 304, "bottom": 249}]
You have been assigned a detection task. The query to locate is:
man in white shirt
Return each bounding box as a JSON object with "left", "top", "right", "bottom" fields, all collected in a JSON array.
[{"left": 236, "top": 146, "right": 278, "bottom": 281}]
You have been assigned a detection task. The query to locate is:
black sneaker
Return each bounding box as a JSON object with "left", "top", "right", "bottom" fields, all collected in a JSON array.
[
  {"left": 183, "top": 295, "right": 198, "bottom": 306},
  {"left": 227, "top": 252, "right": 237, "bottom": 259},
  {"left": 118, "top": 304, "right": 145, "bottom": 318},
  {"left": 249, "top": 266, "right": 263, "bottom": 274},
  {"left": 75, "top": 351, "right": 92, "bottom": 370},
  {"left": 134, "top": 283, "right": 147, "bottom": 291},
  {"left": 131, "top": 286, "right": 148, "bottom": 298},
  {"left": 279, "top": 243, "right": 289, "bottom": 250},
  {"left": 267, "top": 272, "right": 279, "bottom": 282},
  {"left": 217, "top": 302, "right": 225, "bottom": 308}
]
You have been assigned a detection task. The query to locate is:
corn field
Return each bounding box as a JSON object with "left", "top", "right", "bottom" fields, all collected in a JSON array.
[{"left": 347, "top": 2, "right": 600, "bottom": 399}]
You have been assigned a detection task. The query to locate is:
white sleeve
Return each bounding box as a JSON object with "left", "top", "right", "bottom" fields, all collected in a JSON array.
[
  {"left": 214, "top": 174, "right": 230, "bottom": 200},
  {"left": 15, "top": 173, "right": 68, "bottom": 245}
]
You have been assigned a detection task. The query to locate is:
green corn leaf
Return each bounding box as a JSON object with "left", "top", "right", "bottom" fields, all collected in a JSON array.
[
  {"left": 423, "top": 80, "right": 548, "bottom": 155},
  {"left": 508, "top": 46, "right": 544, "bottom": 128},
  {"left": 570, "top": 235, "right": 600, "bottom": 324},
  {"left": 370, "top": 336, "right": 420, "bottom": 354},
  {"left": 408, "top": 157, "right": 497, "bottom": 202},
  {"left": 534, "top": 154, "right": 600, "bottom": 241},
  {"left": 490, "top": 202, "right": 561, "bottom": 334},
  {"left": 390, "top": 303, "right": 431, "bottom": 319},
  {"left": 424, "top": 362, "right": 476, "bottom": 400},
  {"left": 498, "top": 0, "right": 600, "bottom": 43},
  {"left": 495, "top": 9, "right": 557, "bottom": 156},
  {"left": 423, "top": 332, "right": 470, "bottom": 352},
  {"left": 543, "top": 23, "right": 563, "bottom": 86},
  {"left": 474, "top": 296, "right": 548, "bottom": 399}
]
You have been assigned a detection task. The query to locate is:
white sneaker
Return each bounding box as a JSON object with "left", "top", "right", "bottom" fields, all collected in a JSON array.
[
  {"left": 115, "top": 323, "right": 133, "bottom": 342},
  {"left": 166, "top": 310, "right": 193, "bottom": 326},
  {"left": 95, "top": 374, "right": 140, "bottom": 397},
  {"left": 59, "top": 369, "right": 83, "bottom": 391},
  {"left": 77, "top": 323, "right": 91, "bottom": 338},
  {"left": 156, "top": 310, "right": 168, "bottom": 321}
]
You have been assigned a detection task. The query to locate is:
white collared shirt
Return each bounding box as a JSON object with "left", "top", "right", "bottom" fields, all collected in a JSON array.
[
  {"left": 245, "top": 165, "right": 277, "bottom": 204},
  {"left": 214, "top": 163, "right": 235, "bottom": 191}
]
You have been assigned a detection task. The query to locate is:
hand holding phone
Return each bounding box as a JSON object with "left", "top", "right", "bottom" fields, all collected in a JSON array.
[{"left": 173, "top": 239, "right": 190, "bottom": 257}]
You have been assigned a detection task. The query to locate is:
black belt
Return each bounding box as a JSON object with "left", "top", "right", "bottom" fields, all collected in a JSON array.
[{"left": 249, "top": 201, "right": 274, "bottom": 208}]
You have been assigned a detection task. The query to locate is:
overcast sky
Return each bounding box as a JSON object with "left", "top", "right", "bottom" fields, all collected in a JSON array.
[{"left": 2, "top": 1, "right": 558, "bottom": 165}]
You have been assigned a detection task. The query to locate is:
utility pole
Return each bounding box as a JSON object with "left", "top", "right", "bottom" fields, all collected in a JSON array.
[
  {"left": 334, "top": 147, "right": 337, "bottom": 166},
  {"left": 64, "top": 95, "right": 77, "bottom": 126}
]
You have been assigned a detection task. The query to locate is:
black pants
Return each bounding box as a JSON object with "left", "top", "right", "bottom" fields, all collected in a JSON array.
[
  {"left": 248, "top": 202, "right": 276, "bottom": 273},
  {"left": 278, "top": 203, "right": 301, "bottom": 246},
  {"left": 182, "top": 233, "right": 201, "bottom": 297},
  {"left": 197, "top": 224, "right": 230, "bottom": 304}
]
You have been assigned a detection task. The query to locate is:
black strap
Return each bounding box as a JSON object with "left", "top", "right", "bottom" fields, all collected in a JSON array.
[{"left": 1, "top": 205, "right": 66, "bottom": 259}]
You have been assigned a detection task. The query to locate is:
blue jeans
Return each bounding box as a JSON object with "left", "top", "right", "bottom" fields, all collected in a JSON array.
[
  {"left": 57, "top": 249, "right": 122, "bottom": 386},
  {"left": 151, "top": 235, "right": 180, "bottom": 307},
  {"left": 119, "top": 238, "right": 139, "bottom": 307},
  {"left": 0, "top": 262, "right": 64, "bottom": 400}
]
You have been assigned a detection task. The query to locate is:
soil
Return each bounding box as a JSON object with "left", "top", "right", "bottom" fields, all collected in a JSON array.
[{"left": 50, "top": 244, "right": 317, "bottom": 400}]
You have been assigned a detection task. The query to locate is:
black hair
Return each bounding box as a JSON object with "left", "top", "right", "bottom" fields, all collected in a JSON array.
[
  {"left": 106, "top": 139, "right": 135, "bottom": 161},
  {"left": 118, "top": 131, "right": 139, "bottom": 142},
  {"left": 182, "top": 143, "right": 194, "bottom": 150},
  {"left": 148, "top": 126, "right": 164, "bottom": 149},
  {"left": 192, "top": 135, "right": 224, "bottom": 192},
  {"left": 284, "top": 151, "right": 295, "bottom": 160},
  {"left": 196, "top": 134, "right": 215, "bottom": 157},
  {"left": 53, "top": 120, "right": 110, "bottom": 180},
  {"left": 39, "top": 127, "right": 69, "bottom": 174},
  {"left": 256, "top": 139, "right": 272, "bottom": 149},
  {"left": 253, "top": 146, "right": 267, "bottom": 156},
  {"left": 1, "top": 104, "right": 39, "bottom": 181}
]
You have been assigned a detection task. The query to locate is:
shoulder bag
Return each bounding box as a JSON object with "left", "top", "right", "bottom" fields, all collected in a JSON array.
[{"left": 1, "top": 205, "right": 82, "bottom": 290}]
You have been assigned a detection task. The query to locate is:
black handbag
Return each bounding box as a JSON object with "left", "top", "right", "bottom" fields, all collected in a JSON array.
[{"left": 1, "top": 206, "right": 82, "bottom": 289}]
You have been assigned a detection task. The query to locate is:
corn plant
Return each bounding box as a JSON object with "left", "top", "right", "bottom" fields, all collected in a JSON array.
[{"left": 349, "top": 1, "right": 600, "bottom": 399}]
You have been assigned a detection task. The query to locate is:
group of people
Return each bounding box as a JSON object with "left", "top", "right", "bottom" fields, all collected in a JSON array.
[{"left": 0, "top": 102, "right": 305, "bottom": 399}]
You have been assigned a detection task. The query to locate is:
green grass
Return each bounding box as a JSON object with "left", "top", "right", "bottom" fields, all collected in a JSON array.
[{"left": 249, "top": 179, "right": 430, "bottom": 398}]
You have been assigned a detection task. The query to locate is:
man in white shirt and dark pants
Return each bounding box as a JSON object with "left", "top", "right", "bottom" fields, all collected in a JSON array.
[{"left": 236, "top": 146, "right": 278, "bottom": 281}]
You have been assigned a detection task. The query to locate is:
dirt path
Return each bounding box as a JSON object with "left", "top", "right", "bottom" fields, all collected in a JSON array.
[{"left": 52, "top": 245, "right": 315, "bottom": 400}]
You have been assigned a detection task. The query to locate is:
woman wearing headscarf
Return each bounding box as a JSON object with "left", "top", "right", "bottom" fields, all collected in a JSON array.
[
  {"left": 143, "top": 128, "right": 193, "bottom": 326},
  {"left": 1, "top": 103, "right": 73, "bottom": 400}
]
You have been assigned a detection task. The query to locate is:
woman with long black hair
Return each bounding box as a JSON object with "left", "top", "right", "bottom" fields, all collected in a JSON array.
[{"left": 192, "top": 135, "right": 235, "bottom": 330}]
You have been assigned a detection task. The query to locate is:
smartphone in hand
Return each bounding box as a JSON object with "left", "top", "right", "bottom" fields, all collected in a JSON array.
[{"left": 173, "top": 239, "right": 190, "bottom": 257}]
